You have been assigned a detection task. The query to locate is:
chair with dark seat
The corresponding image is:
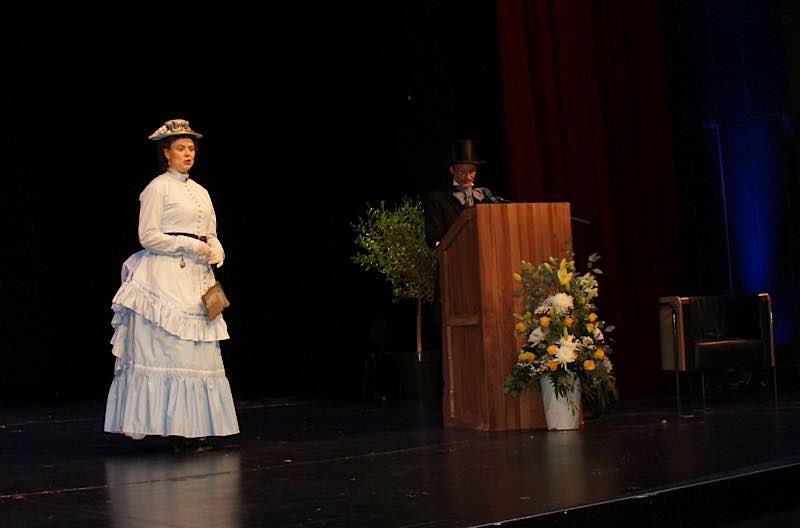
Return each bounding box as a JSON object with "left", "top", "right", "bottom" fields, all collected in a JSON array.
[{"left": 658, "top": 293, "right": 778, "bottom": 416}]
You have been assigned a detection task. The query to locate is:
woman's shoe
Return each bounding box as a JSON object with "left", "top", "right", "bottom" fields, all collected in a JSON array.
[
  {"left": 169, "top": 436, "right": 213, "bottom": 454},
  {"left": 195, "top": 437, "right": 214, "bottom": 453},
  {"left": 169, "top": 436, "right": 187, "bottom": 453}
]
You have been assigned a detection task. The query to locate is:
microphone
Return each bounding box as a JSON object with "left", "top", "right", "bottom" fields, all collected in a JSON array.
[
  {"left": 482, "top": 188, "right": 512, "bottom": 203},
  {"left": 570, "top": 216, "right": 591, "bottom": 225}
]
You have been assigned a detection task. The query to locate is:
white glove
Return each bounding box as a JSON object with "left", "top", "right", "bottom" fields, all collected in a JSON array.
[
  {"left": 194, "top": 241, "right": 213, "bottom": 260},
  {"left": 208, "top": 247, "right": 224, "bottom": 268}
]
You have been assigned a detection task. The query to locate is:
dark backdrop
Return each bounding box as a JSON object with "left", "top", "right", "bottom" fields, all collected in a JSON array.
[
  {"left": 663, "top": 0, "right": 800, "bottom": 373},
  {"left": 4, "top": 1, "right": 800, "bottom": 404},
  {"left": 0, "top": 4, "right": 507, "bottom": 401}
]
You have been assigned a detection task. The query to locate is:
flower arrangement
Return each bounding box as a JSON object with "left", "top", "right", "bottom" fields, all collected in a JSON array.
[{"left": 503, "top": 252, "right": 617, "bottom": 412}]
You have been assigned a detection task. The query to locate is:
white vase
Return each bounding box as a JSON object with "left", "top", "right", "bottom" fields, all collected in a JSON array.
[{"left": 539, "top": 376, "right": 582, "bottom": 431}]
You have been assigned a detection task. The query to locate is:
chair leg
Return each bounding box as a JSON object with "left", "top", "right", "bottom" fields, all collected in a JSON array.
[
  {"left": 771, "top": 366, "right": 779, "bottom": 411},
  {"left": 670, "top": 308, "right": 693, "bottom": 417},
  {"left": 701, "top": 372, "right": 707, "bottom": 413}
]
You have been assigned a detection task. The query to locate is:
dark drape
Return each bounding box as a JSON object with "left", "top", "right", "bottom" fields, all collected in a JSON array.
[{"left": 496, "top": 0, "right": 680, "bottom": 396}]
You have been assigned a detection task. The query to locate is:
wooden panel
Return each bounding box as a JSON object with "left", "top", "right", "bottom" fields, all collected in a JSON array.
[
  {"left": 437, "top": 203, "right": 572, "bottom": 431},
  {"left": 443, "top": 324, "right": 486, "bottom": 429},
  {"left": 475, "top": 205, "right": 513, "bottom": 430},
  {"left": 480, "top": 203, "right": 572, "bottom": 430},
  {"left": 440, "top": 210, "right": 480, "bottom": 320},
  {"left": 439, "top": 209, "right": 484, "bottom": 428}
]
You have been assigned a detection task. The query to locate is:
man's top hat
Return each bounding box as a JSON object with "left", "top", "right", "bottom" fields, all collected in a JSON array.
[{"left": 448, "top": 139, "right": 484, "bottom": 165}]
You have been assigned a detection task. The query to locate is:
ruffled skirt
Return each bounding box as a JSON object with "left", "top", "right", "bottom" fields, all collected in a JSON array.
[
  {"left": 111, "top": 250, "right": 229, "bottom": 342},
  {"left": 104, "top": 312, "right": 239, "bottom": 438},
  {"left": 104, "top": 250, "right": 238, "bottom": 439}
]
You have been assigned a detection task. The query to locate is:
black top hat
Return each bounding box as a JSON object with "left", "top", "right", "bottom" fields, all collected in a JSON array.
[{"left": 448, "top": 139, "right": 484, "bottom": 165}]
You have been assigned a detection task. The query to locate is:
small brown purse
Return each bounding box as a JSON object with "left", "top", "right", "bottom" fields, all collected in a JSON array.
[{"left": 202, "top": 268, "right": 230, "bottom": 320}]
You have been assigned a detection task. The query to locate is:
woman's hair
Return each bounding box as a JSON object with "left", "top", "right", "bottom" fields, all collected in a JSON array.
[{"left": 155, "top": 135, "right": 199, "bottom": 171}]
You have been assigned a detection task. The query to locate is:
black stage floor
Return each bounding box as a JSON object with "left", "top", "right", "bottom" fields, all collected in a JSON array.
[{"left": 2, "top": 391, "right": 800, "bottom": 527}]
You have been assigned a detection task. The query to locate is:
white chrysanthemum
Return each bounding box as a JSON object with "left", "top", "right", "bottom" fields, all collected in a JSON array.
[
  {"left": 528, "top": 327, "right": 548, "bottom": 344},
  {"left": 548, "top": 292, "right": 574, "bottom": 315},
  {"left": 581, "top": 336, "right": 595, "bottom": 347},
  {"left": 555, "top": 334, "right": 579, "bottom": 367},
  {"left": 603, "top": 357, "right": 613, "bottom": 372},
  {"left": 534, "top": 303, "right": 550, "bottom": 315}
]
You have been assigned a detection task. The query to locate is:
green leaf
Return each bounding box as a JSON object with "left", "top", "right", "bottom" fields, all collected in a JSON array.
[{"left": 352, "top": 197, "right": 437, "bottom": 304}]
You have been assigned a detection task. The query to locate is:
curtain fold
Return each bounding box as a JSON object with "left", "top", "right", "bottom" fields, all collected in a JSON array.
[{"left": 496, "top": 0, "right": 680, "bottom": 395}]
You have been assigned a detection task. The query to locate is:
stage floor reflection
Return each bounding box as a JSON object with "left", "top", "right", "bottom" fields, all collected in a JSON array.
[{"left": 2, "top": 395, "right": 800, "bottom": 527}]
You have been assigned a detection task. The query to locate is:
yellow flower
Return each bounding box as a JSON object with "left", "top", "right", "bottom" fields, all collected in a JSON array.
[
  {"left": 515, "top": 321, "right": 528, "bottom": 333},
  {"left": 518, "top": 351, "right": 535, "bottom": 362},
  {"left": 583, "top": 359, "right": 596, "bottom": 371},
  {"left": 593, "top": 348, "right": 605, "bottom": 360},
  {"left": 564, "top": 317, "right": 574, "bottom": 327},
  {"left": 539, "top": 316, "right": 551, "bottom": 328},
  {"left": 546, "top": 344, "right": 558, "bottom": 355},
  {"left": 586, "top": 323, "right": 595, "bottom": 333},
  {"left": 557, "top": 259, "right": 573, "bottom": 286},
  {"left": 547, "top": 359, "right": 559, "bottom": 371},
  {"left": 588, "top": 313, "right": 598, "bottom": 322}
]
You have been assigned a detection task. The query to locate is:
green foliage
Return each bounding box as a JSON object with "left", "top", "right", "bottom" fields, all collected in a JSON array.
[{"left": 351, "top": 198, "right": 437, "bottom": 304}]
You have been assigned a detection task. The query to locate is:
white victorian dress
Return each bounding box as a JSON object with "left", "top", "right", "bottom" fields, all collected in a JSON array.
[{"left": 104, "top": 169, "right": 239, "bottom": 439}]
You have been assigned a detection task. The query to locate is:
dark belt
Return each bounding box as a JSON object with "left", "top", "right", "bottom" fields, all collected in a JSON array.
[{"left": 165, "top": 232, "right": 207, "bottom": 243}]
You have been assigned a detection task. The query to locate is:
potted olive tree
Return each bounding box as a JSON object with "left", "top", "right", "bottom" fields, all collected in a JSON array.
[{"left": 352, "top": 197, "right": 439, "bottom": 400}]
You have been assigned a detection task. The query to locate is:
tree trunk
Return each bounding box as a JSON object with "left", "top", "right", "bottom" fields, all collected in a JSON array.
[{"left": 416, "top": 296, "right": 422, "bottom": 361}]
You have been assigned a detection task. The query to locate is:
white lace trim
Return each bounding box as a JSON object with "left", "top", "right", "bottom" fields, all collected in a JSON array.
[
  {"left": 123, "top": 364, "right": 227, "bottom": 376},
  {"left": 111, "top": 280, "right": 229, "bottom": 342}
]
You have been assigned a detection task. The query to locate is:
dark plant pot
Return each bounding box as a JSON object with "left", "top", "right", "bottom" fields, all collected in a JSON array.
[
  {"left": 397, "top": 349, "right": 443, "bottom": 403},
  {"left": 361, "top": 349, "right": 401, "bottom": 402}
]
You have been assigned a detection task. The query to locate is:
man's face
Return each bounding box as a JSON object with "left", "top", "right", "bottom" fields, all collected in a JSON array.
[{"left": 450, "top": 163, "right": 477, "bottom": 186}]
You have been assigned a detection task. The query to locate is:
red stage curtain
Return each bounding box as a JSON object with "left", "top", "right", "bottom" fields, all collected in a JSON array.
[{"left": 496, "top": 0, "right": 680, "bottom": 396}]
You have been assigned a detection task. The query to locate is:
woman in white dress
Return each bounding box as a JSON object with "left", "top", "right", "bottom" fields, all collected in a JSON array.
[{"left": 104, "top": 118, "right": 239, "bottom": 453}]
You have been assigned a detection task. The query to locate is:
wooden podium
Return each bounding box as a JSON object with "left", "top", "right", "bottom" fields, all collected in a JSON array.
[{"left": 436, "top": 202, "right": 573, "bottom": 431}]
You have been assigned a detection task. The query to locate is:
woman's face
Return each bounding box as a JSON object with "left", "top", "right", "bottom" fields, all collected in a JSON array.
[
  {"left": 450, "top": 163, "right": 477, "bottom": 186},
  {"left": 164, "top": 137, "right": 196, "bottom": 174}
]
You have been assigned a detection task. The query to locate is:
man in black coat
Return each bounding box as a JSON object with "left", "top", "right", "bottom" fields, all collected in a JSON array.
[{"left": 423, "top": 139, "right": 501, "bottom": 248}]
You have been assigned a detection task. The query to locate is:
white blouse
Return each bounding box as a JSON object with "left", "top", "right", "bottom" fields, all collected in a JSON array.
[
  {"left": 111, "top": 169, "right": 229, "bottom": 343},
  {"left": 138, "top": 169, "right": 224, "bottom": 257}
]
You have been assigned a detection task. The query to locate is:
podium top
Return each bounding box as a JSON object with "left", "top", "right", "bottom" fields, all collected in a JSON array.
[{"left": 436, "top": 202, "right": 572, "bottom": 256}]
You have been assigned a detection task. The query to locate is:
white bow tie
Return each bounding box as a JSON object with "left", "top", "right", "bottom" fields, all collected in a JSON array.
[{"left": 452, "top": 186, "right": 485, "bottom": 206}]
